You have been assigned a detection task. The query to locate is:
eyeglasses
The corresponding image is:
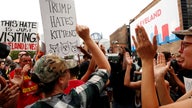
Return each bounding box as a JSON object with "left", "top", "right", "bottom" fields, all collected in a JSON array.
[{"left": 180, "top": 41, "right": 192, "bottom": 51}]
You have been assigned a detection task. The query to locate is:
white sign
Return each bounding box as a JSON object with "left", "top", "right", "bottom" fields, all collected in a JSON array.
[
  {"left": 39, "top": 0, "right": 80, "bottom": 57},
  {"left": 0, "top": 20, "right": 38, "bottom": 51},
  {"left": 130, "top": 0, "right": 180, "bottom": 51},
  {"left": 184, "top": 77, "right": 192, "bottom": 92}
]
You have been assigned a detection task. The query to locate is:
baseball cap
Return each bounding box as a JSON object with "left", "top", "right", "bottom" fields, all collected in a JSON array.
[
  {"left": 172, "top": 26, "right": 192, "bottom": 40},
  {"left": 33, "top": 54, "right": 77, "bottom": 83},
  {"left": 65, "top": 59, "right": 78, "bottom": 69}
]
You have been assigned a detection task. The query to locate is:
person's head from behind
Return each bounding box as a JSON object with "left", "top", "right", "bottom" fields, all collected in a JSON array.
[
  {"left": 19, "top": 52, "right": 32, "bottom": 68},
  {"left": 31, "top": 54, "right": 72, "bottom": 95},
  {"left": 172, "top": 26, "right": 192, "bottom": 70},
  {"left": 162, "top": 51, "right": 171, "bottom": 62},
  {"left": 118, "top": 47, "right": 131, "bottom": 63},
  {"left": 0, "top": 43, "right": 10, "bottom": 59},
  {"left": 66, "top": 59, "right": 79, "bottom": 79}
]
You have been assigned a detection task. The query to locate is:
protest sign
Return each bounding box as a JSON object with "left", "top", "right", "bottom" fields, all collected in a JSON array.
[
  {"left": 39, "top": 0, "right": 80, "bottom": 57},
  {"left": 0, "top": 20, "right": 38, "bottom": 51}
]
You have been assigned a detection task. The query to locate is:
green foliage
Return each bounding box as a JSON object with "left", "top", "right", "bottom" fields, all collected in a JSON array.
[{"left": 9, "top": 51, "right": 36, "bottom": 60}]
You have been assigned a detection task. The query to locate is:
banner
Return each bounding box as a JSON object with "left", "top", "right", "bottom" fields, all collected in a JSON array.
[
  {"left": 0, "top": 20, "right": 38, "bottom": 51},
  {"left": 130, "top": 0, "right": 180, "bottom": 51},
  {"left": 39, "top": 0, "right": 80, "bottom": 57}
]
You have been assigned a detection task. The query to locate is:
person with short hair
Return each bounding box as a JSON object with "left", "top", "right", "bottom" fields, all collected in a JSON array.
[
  {"left": 26, "top": 25, "right": 111, "bottom": 108},
  {"left": 9, "top": 52, "right": 40, "bottom": 108},
  {"left": 133, "top": 26, "right": 192, "bottom": 108},
  {"left": 13, "top": 51, "right": 28, "bottom": 64},
  {"left": 0, "top": 43, "right": 21, "bottom": 108},
  {"left": 63, "top": 59, "right": 85, "bottom": 94}
]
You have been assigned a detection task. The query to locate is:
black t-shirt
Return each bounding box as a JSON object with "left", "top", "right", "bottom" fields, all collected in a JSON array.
[
  {"left": 109, "top": 62, "right": 136, "bottom": 105},
  {"left": 78, "top": 60, "right": 90, "bottom": 79}
]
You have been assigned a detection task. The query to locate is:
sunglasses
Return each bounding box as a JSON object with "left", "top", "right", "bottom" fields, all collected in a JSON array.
[{"left": 180, "top": 41, "right": 192, "bottom": 51}]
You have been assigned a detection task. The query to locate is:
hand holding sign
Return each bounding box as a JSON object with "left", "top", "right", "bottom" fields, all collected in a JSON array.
[{"left": 39, "top": 0, "right": 80, "bottom": 57}]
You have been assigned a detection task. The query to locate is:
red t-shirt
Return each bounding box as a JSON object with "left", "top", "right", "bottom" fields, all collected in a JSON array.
[
  {"left": 9, "top": 70, "right": 40, "bottom": 108},
  {"left": 64, "top": 79, "right": 85, "bottom": 94}
]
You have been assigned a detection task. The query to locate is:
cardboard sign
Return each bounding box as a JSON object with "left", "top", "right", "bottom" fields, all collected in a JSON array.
[
  {"left": 184, "top": 76, "right": 192, "bottom": 92},
  {"left": 39, "top": 0, "right": 80, "bottom": 57},
  {"left": 0, "top": 20, "right": 38, "bottom": 51}
]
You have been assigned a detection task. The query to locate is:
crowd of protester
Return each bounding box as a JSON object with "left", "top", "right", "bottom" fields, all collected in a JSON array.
[{"left": 0, "top": 24, "right": 192, "bottom": 108}]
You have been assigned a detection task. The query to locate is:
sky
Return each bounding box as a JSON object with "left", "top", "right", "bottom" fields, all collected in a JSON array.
[{"left": 0, "top": 0, "right": 153, "bottom": 40}]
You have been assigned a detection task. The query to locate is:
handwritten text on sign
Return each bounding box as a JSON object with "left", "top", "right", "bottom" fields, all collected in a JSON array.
[
  {"left": 39, "top": 0, "right": 79, "bottom": 57},
  {"left": 0, "top": 20, "right": 38, "bottom": 51}
]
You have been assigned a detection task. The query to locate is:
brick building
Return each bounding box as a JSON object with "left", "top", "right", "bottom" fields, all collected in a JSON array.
[{"left": 109, "top": 24, "right": 129, "bottom": 53}]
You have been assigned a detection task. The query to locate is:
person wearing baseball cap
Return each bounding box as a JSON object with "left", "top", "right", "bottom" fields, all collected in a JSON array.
[
  {"left": 172, "top": 26, "right": 192, "bottom": 69},
  {"left": 153, "top": 26, "right": 192, "bottom": 107},
  {"left": 172, "top": 26, "right": 192, "bottom": 39},
  {"left": 26, "top": 25, "right": 111, "bottom": 108},
  {"left": 133, "top": 25, "right": 192, "bottom": 108}
]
